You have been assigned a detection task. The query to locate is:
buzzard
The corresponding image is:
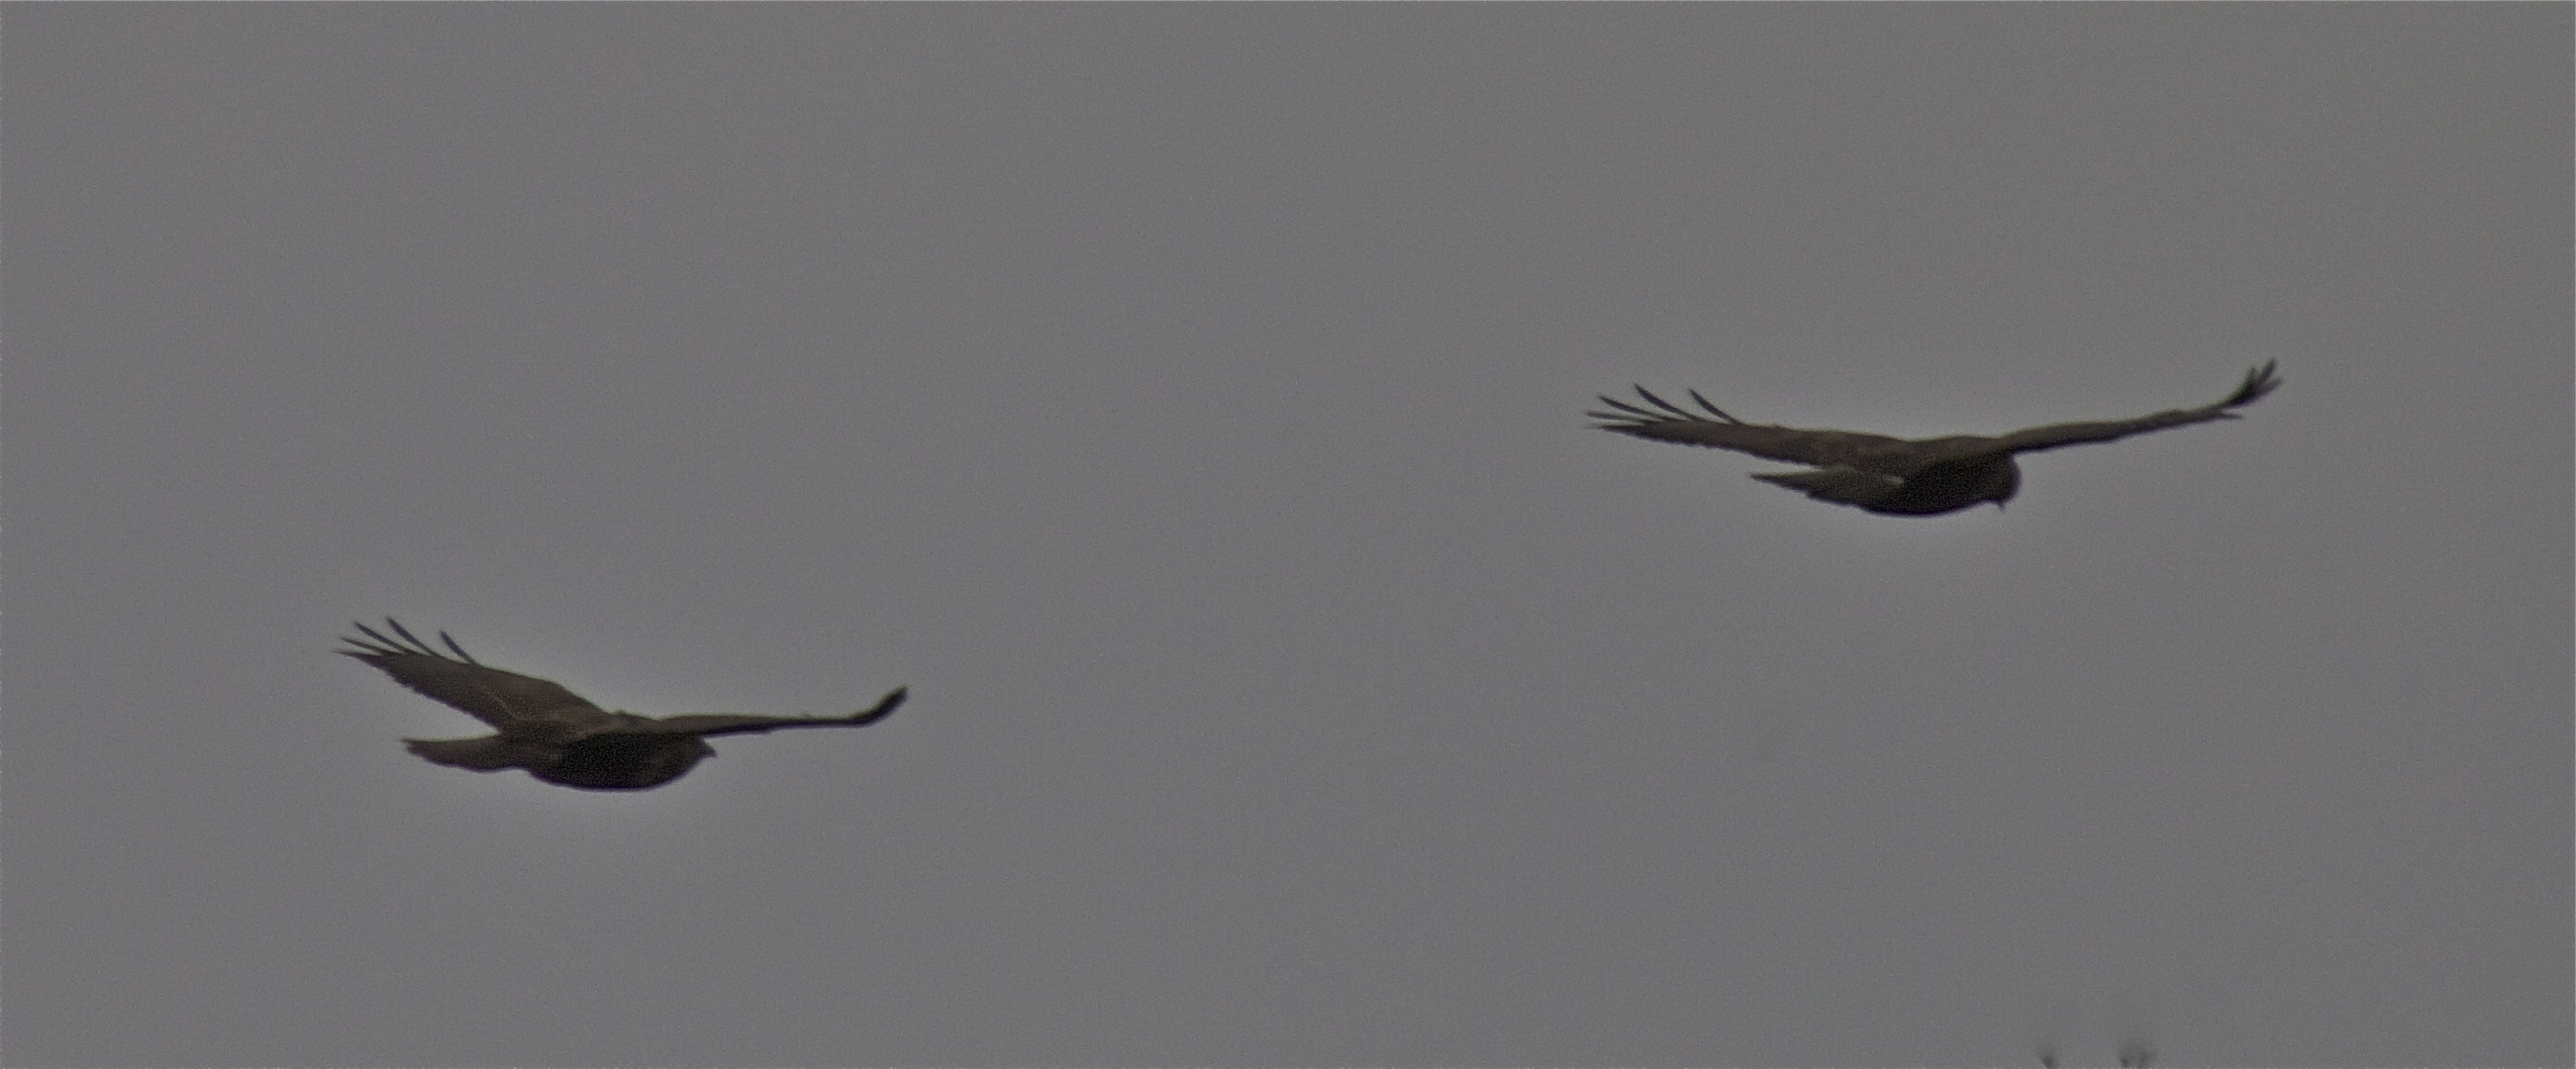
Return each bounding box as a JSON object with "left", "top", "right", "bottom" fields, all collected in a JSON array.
[
  {"left": 341, "top": 619, "right": 908, "bottom": 791},
  {"left": 1590, "top": 361, "right": 2279, "bottom": 516}
]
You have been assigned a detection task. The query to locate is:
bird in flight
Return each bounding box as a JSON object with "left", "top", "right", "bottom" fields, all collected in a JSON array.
[
  {"left": 341, "top": 619, "right": 908, "bottom": 791},
  {"left": 1590, "top": 361, "right": 2279, "bottom": 516}
]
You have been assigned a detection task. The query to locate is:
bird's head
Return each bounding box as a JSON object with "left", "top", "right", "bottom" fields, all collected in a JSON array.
[{"left": 1984, "top": 461, "right": 2022, "bottom": 510}]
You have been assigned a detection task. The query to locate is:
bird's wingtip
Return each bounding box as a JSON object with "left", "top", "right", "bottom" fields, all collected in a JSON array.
[{"left": 847, "top": 685, "right": 910, "bottom": 724}]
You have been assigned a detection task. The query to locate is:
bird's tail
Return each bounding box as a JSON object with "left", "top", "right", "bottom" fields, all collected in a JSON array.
[
  {"left": 404, "top": 735, "right": 536, "bottom": 772},
  {"left": 1749, "top": 466, "right": 1901, "bottom": 506}
]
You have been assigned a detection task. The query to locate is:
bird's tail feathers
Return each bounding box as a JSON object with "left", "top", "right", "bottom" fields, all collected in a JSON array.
[
  {"left": 404, "top": 735, "right": 535, "bottom": 772},
  {"left": 1750, "top": 466, "right": 1902, "bottom": 506}
]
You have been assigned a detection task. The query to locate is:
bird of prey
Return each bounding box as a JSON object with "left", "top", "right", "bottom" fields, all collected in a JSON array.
[
  {"left": 341, "top": 619, "right": 908, "bottom": 791},
  {"left": 1590, "top": 361, "right": 2279, "bottom": 516}
]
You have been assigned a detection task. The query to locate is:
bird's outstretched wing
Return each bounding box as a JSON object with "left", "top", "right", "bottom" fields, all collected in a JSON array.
[
  {"left": 621, "top": 688, "right": 910, "bottom": 738},
  {"left": 340, "top": 619, "right": 619, "bottom": 734},
  {"left": 1986, "top": 361, "right": 2280, "bottom": 456},
  {"left": 1589, "top": 386, "right": 1924, "bottom": 473}
]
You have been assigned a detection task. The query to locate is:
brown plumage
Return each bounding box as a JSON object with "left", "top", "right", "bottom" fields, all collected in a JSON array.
[
  {"left": 341, "top": 619, "right": 907, "bottom": 791},
  {"left": 1590, "top": 362, "right": 2280, "bottom": 516}
]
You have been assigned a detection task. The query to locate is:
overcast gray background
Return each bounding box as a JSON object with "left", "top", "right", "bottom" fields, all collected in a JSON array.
[{"left": 5, "top": 7, "right": 2568, "bottom": 1068}]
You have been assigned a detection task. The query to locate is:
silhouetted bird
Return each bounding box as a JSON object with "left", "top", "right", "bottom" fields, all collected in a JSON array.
[
  {"left": 1590, "top": 362, "right": 2279, "bottom": 516},
  {"left": 342, "top": 619, "right": 907, "bottom": 791}
]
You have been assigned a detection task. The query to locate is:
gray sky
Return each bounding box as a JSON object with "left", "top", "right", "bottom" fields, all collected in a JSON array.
[{"left": 5, "top": 7, "right": 2567, "bottom": 1068}]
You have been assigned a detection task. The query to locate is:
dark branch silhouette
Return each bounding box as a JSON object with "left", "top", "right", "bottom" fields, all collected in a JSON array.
[
  {"left": 1591, "top": 362, "right": 2279, "bottom": 516},
  {"left": 341, "top": 619, "right": 907, "bottom": 791}
]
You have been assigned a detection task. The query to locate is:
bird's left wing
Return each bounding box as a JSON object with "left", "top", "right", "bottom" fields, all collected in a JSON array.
[
  {"left": 617, "top": 687, "right": 910, "bottom": 737},
  {"left": 1590, "top": 386, "right": 1924, "bottom": 473},
  {"left": 341, "top": 619, "right": 620, "bottom": 734},
  {"left": 1986, "top": 361, "right": 2280, "bottom": 456}
]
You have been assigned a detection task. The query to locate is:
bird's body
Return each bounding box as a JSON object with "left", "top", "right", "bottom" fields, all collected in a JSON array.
[
  {"left": 1590, "top": 362, "right": 2279, "bottom": 515},
  {"left": 341, "top": 620, "right": 906, "bottom": 791}
]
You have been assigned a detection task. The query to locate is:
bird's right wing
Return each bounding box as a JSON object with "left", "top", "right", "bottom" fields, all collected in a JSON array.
[
  {"left": 341, "top": 620, "right": 619, "bottom": 734},
  {"left": 1590, "top": 386, "right": 1923, "bottom": 472},
  {"left": 1987, "top": 361, "right": 2280, "bottom": 455},
  {"left": 623, "top": 687, "right": 910, "bottom": 738}
]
